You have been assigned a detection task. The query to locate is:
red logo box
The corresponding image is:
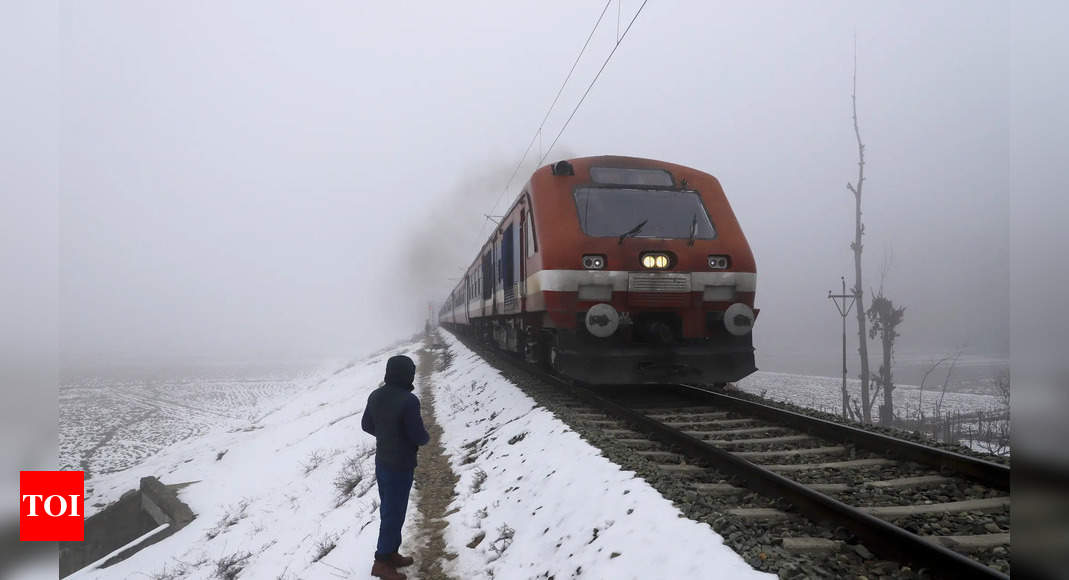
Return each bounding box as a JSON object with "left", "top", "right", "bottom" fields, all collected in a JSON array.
[{"left": 20, "top": 471, "right": 84, "bottom": 541}]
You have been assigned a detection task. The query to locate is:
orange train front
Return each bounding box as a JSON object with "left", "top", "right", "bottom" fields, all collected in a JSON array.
[{"left": 440, "top": 155, "right": 758, "bottom": 386}]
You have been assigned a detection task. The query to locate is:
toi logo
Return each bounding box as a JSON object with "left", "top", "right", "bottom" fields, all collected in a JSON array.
[{"left": 20, "top": 471, "right": 84, "bottom": 541}]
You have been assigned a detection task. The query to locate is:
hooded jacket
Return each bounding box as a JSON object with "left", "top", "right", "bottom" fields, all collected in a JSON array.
[{"left": 361, "top": 355, "right": 430, "bottom": 471}]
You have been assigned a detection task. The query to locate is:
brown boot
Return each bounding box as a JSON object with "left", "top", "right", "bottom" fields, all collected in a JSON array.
[
  {"left": 371, "top": 560, "right": 406, "bottom": 580},
  {"left": 384, "top": 553, "right": 414, "bottom": 568}
]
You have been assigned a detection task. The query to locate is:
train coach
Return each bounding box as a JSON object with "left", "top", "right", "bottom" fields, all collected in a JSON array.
[{"left": 439, "top": 155, "right": 757, "bottom": 386}]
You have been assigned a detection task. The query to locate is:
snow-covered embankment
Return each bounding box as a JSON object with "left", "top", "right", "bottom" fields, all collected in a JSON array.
[
  {"left": 430, "top": 330, "right": 771, "bottom": 579},
  {"left": 76, "top": 344, "right": 425, "bottom": 579}
]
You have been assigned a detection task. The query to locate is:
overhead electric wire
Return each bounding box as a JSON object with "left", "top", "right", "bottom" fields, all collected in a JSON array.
[
  {"left": 536, "top": 0, "right": 650, "bottom": 168},
  {"left": 474, "top": 0, "right": 651, "bottom": 259},
  {"left": 480, "top": 0, "right": 614, "bottom": 241}
]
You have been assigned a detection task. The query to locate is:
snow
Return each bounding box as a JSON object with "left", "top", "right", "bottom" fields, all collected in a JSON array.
[
  {"left": 71, "top": 335, "right": 770, "bottom": 579},
  {"left": 67, "top": 523, "right": 170, "bottom": 578},
  {"left": 61, "top": 362, "right": 324, "bottom": 478},
  {"left": 736, "top": 370, "right": 1003, "bottom": 419},
  {"left": 75, "top": 347, "right": 424, "bottom": 579},
  {"left": 431, "top": 330, "right": 772, "bottom": 580}
]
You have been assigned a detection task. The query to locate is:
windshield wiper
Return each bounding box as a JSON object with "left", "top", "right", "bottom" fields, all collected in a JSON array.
[
  {"left": 687, "top": 213, "right": 698, "bottom": 246},
  {"left": 618, "top": 219, "right": 648, "bottom": 244}
]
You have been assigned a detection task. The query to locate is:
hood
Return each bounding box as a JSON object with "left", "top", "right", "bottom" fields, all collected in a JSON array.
[{"left": 383, "top": 355, "right": 416, "bottom": 390}]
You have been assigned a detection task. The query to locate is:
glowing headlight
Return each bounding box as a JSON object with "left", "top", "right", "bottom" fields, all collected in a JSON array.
[
  {"left": 582, "top": 255, "right": 606, "bottom": 269},
  {"left": 641, "top": 253, "right": 670, "bottom": 269},
  {"left": 708, "top": 255, "right": 730, "bottom": 269}
]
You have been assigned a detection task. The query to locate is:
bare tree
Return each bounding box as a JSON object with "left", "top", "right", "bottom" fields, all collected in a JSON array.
[
  {"left": 846, "top": 39, "right": 873, "bottom": 423},
  {"left": 994, "top": 369, "right": 1010, "bottom": 409},
  {"left": 979, "top": 369, "right": 1009, "bottom": 457},
  {"left": 934, "top": 351, "right": 962, "bottom": 418},
  {"left": 917, "top": 352, "right": 957, "bottom": 413}
]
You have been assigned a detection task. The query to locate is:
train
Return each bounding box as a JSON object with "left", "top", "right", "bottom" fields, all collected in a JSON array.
[{"left": 438, "top": 155, "right": 757, "bottom": 386}]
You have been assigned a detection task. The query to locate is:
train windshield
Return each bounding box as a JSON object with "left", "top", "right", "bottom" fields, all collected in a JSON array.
[{"left": 573, "top": 187, "right": 717, "bottom": 240}]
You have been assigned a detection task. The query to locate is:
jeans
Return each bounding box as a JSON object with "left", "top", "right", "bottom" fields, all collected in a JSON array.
[{"left": 375, "top": 464, "right": 414, "bottom": 558}]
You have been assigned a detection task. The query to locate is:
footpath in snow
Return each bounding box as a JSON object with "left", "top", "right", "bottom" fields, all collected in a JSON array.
[{"left": 73, "top": 332, "right": 769, "bottom": 579}]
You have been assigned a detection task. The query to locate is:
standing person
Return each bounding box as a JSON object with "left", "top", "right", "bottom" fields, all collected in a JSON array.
[{"left": 361, "top": 355, "right": 430, "bottom": 580}]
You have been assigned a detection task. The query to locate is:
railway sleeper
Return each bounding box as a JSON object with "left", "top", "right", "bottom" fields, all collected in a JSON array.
[
  {"left": 692, "top": 482, "right": 747, "bottom": 496},
  {"left": 570, "top": 411, "right": 611, "bottom": 419},
  {"left": 780, "top": 537, "right": 844, "bottom": 555},
  {"left": 765, "top": 458, "right": 896, "bottom": 472},
  {"left": 696, "top": 425, "right": 790, "bottom": 437},
  {"left": 862, "top": 475, "right": 951, "bottom": 489},
  {"left": 655, "top": 463, "right": 705, "bottom": 474},
  {"left": 806, "top": 482, "right": 852, "bottom": 493},
  {"left": 734, "top": 445, "right": 846, "bottom": 460},
  {"left": 646, "top": 411, "right": 729, "bottom": 421},
  {"left": 861, "top": 496, "right": 1010, "bottom": 520},
  {"left": 633, "top": 407, "right": 723, "bottom": 415},
  {"left": 707, "top": 434, "right": 814, "bottom": 447},
  {"left": 666, "top": 418, "right": 756, "bottom": 429},
  {"left": 926, "top": 532, "right": 1011, "bottom": 553},
  {"left": 600, "top": 428, "right": 640, "bottom": 438},
  {"left": 637, "top": 450, "right": 682, "bottom": 462},
  {"left": 578, "top": 418, "right": 621, "bottom": 427},
  {"left": 726, "top": 507, "right": 794, "bottom": 521},
  {"left": 615, "top": 438, "right": 658, "bottom": 450}
]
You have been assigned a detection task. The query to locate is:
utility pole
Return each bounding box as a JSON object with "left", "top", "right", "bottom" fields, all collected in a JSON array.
[{"left": 829, "top": 276, "right": 858, "bottom": 420}]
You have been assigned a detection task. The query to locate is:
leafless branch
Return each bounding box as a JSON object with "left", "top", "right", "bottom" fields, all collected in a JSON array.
[{"left": 934, "top": 348, "right": 964, "bottom": 417}]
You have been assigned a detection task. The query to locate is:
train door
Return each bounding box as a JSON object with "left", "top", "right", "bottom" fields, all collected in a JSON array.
[
  {"left": 519, "top": 209, "right": 527, "bottom": 311},
  {"left": 493, "top": 234, "right": 501, "bottom": 316},
  {"left": 502, "top": 222, "right": 516, "bottom": 312},
  {"left": 464, "top": 274, "right": 470, "bottom": 323},
  {"left": 481, "top": 249, "right": 493, "bottom": 315}
]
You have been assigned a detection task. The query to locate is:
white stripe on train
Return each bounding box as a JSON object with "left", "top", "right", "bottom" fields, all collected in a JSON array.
[{"left": 525, "top": 270, "right": 756, "bottom": 293}]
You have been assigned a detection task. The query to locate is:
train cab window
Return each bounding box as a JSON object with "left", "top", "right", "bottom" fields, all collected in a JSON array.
[
  {"left": 574, "top": 187, "right": 717, "bottom": 240},
  {"left": 524, "top": 209, "right": 536, "bottom": 258},
  {"left": 590, "top": 167, "right": 674, "bottom": 187}
]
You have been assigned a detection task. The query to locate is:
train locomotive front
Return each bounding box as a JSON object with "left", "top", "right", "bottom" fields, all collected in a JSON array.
[{"left": 440, "top": 155, "right": 757, "bottom": 386}]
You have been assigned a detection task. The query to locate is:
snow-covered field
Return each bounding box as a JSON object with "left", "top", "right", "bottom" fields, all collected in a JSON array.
[
  {"left": 431, "top": 331, "right": 771, "bottom": 580},
  {"left": 68, "top": 337, "right": 771, "bottom": 579},
  {"left": 60, "top": 362, "right": 323, "bottom": 479},
  {"left": 736, "top": 371, "right": 1004, "bottom": 419},
  {"left": 72, "top": 347, "right": 422, "bottom": 579}
]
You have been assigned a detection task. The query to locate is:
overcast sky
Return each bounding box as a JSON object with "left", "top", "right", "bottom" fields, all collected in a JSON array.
[{"left": 49, "top": 1, "right": 1019, "bottom": 367}]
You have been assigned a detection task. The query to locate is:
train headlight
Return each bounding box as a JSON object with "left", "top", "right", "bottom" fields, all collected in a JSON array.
[
  {"left": 582, "top": 254, "right": 606, "bottom": 270},
  {"left": 641, "top": 253, "right": 670, "bottom": 269},
  {"left": 708, "top": 255, "right": 730, "bottom": 269}
]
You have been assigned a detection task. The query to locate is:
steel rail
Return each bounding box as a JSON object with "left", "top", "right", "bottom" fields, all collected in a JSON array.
[
  {"left": 674, "top": 383, "right": 1010, "bottom": 490},
  {"left": 448, "top": 333, "right": 1008, "bottom": 579},
  {"left": 560, "top": 382, "right": 1008, "bottom": 580}
]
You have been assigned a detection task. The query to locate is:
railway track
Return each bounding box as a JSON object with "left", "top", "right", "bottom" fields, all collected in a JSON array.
[
  {"left": 585, "top": 386, "right": 1009, "bottom": 579},
  {"left": 448, "top": 332, "right": 1011, "bottom": 578}
]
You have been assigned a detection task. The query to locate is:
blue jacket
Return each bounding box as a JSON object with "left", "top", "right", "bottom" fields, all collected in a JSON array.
[{"left": 362, "top": 376, "right": 430, "bottom": 471}]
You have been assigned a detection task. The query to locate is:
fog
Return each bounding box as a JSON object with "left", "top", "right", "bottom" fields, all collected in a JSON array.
[
  {"left": 6, "top": 2, "right": 1069, "bottom": 576},
  {"left": 49, "top": 1, "right": 1016, "bottom": 370}
]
